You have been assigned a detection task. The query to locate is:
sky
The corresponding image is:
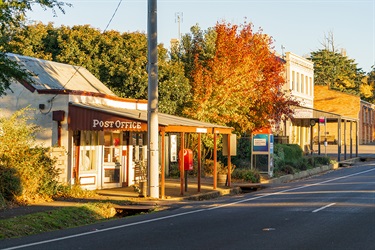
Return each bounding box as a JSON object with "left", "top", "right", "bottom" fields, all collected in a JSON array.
[{"left": 26, "top": 0, "right": 375, "bottom": 73}]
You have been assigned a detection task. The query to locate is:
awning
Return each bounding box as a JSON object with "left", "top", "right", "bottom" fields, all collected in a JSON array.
[
  {"left": 292, "top": 105, "right": 358, "bottom": 122},
  {"left": 68, "top": 102, "right": 233, "bottom": 134}
]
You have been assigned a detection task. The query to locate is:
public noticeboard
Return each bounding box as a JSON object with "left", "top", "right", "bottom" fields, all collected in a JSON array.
[
  {"left": 251, "top": 129, "right": 274, "bottom": 177},
  {"left": 253, "top": 134, "right": 269, "bottom": 153}
]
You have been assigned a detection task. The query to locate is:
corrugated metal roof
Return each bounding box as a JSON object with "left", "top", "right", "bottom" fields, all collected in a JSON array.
[
  {"left": 70, "top": 102, "right": 233, "bottom": 134},
  {"left": 7, "top": 53, "right": 115, "bottom": 96}
]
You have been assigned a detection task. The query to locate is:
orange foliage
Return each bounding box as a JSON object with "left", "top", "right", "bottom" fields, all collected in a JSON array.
[{"left": 184, "top": 21, "right": 298, "bottom": 133}]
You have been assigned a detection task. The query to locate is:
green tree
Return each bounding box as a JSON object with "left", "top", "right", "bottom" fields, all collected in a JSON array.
[
  {"left": 310, "top": 49, "right": 365, "bottom": 95},
  {"left": 171, "top": 24, "right": 217, "bottom": 83},
  {"left": 158, "top": 54, "right": 191, "bottom": 115},
  {"left": 0, "top": 0, "right": 70, "bottom": 96},
  {"left": 5, "top": 22, "right": 191, "bottom": 115},
  {"left": 360, "top": 66, "right": 375, "bottom": 104}
]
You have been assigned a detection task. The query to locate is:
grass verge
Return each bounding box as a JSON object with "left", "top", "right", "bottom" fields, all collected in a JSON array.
[{"left": 0, "top": 202, "right": 119, "bottom": 239}]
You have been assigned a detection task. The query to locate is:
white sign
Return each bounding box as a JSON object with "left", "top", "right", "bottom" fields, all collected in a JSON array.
[
  {"left": 254, "top": 138, "right": 267, "bottom": 146},
  {"left": 170, "top": 135, "right": 177, "bottom": 162},
  {"left": 293, "top": 109, "right": 313, "bottom": 118},
  {"left": 92, "top": 119, "right": 142, "bottom": 129},
  {"left": 196, "top": 128, "right": 207, "bottom": 133}
]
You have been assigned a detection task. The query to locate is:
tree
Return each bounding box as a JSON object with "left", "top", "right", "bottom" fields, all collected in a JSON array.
[
  {"left": 0, "top": 0, "right": 70, "bottom": 96},
  {"left": 171, "top": 24, "right": 217, "bottom": 84},
  {"left": 4, "top": 22, "right": 191, "bottom": 115},
  {"left": 310, "top": 32, "right": 366, "bottom": 96},
  {"left": 360, "top": 66, "right": 375, "bottom": 104},
  {"left": 310, "top": 49, "right": 365, "bottom": 95},
  {"left": 177, "top": 21, "right": 298, "bottom": 133}
]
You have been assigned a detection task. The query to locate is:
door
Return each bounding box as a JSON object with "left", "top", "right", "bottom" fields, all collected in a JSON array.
[{"left": 102, "top": 132, "right": 121, "bottom": 188}]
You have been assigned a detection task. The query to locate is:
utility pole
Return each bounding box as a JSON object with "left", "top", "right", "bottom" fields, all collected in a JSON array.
[{"left": 147, "top": 0, "right": 159, "bottom": 198}]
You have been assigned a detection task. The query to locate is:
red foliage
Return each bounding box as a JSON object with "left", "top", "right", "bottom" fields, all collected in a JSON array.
[{"left": 184, "top": 21, "right": 299, "bottom": 133}]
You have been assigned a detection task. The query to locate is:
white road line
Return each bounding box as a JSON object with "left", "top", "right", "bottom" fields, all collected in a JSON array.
[
  {"left": 3, "top": 167, "right": 375, "bottom": 250},
  {"left": 312, "top": 203, "right": 336, "bottom": 213}
]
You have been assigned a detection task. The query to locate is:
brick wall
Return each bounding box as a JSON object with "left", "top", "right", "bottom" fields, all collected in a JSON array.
[
  {"left": 314, "top": 86, "right": 375, "bottom": 144},
  {"left": 314, "top": 86, "right": 360, "bottom": 119},
  {"left": 359, "top": 101, "right": 375, "bottom": 144}
]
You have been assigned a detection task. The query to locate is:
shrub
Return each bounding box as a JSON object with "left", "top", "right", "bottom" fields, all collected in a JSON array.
[
  {"left": 0, "top": 165, "right": 22, "bottom": 201},
  {"left": 232, "top": 168, "right": 260, "bottom": 183},
  {"left": 0, "top": 193, "right": 6, "bottom": 210},
  {"left": 202, "top": 159, "right": 236, "bottom": 176},
  {"left": 168, "top": 162, "right": 180, "bottom": 178},
  {"left": 286, "top": 157, "right": 310, "bottom": 171},
  {"left": 0, "top": 108, "right": 61, "bottom": 204},
  {"left": 277, "top": 144, "right": 303, "bottom": 160},
  {"left": 313, "top": 156, "right": 331, "bottom": 166},
  {"left": 274, "top": 144, "right": 310, "bottom": 175},
  {"left": 274, "top": 164, "right": 295, "bottom": 176},
  {"left": 54, "top": 184, "right": 97, "bottom": 199},
  {"left": 203, "top": 159, "right": 224, "bottom": 176},
  {"left": 231, "top": 136, "right": 251, "bottom": 167},
  {"left": 273, "top": 144, "right": 285, "bottom": 169}
]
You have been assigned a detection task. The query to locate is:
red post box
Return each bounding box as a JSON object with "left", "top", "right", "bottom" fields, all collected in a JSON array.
[{"left": 179, "top": 149, "right": 193, "bottom": 171}]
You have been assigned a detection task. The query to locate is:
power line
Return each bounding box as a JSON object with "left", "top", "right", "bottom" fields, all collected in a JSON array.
[
  {"left": 43, "top": 0, "right": 123, "bottom": 114},
  {"left": 103, "top": 0, "right": 123, "bottom": 32},
  {"left": 62, "top": 0, "right": 123, "bottom": 88}
]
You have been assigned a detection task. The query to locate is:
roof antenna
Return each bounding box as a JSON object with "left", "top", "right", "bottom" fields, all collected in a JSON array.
[{"left": 175, "top": 12, "right": 183, "bottom": 41}]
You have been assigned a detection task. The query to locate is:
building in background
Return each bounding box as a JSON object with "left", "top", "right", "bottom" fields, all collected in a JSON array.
[
  {"left": 360, "top": 100, "right": 375, "bottom": 144},
  {"left": 314, "top": 86, "right": 374, "bottom": 145},
  {"left": 278, "top": 52, "right": 315, "bottom": 150}
]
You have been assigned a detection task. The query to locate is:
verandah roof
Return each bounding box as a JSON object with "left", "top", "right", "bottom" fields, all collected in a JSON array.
[{"left": 68, "top": 102, "right": 233, "bottom": 134}]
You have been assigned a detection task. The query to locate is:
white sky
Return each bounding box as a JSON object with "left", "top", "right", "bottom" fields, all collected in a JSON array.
[{"left": 26, "top": 0, "right": 375, "bottom": 73}]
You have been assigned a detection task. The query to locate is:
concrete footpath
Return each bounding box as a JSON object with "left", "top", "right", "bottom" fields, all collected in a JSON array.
[{"left": 1, "top": 143, "right": 374, "bottom": 220}]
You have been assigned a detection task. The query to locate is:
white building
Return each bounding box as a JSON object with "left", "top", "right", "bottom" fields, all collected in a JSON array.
[
  {"left": 281, "top": 52, "right": 315, "bottom": 150},
  {"left": 0, "top": 53, "right": 233, "bottom": 192}
]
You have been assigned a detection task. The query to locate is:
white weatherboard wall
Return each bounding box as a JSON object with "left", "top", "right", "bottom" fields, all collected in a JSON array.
[
  {"left": 1, "top": 54, "right": 149, "bottom": 189},
  {"left": 0, "top": 80, "right": 69, "bottom": 148}
]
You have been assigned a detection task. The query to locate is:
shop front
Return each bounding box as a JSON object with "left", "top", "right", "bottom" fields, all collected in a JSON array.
[
  {"left": 67, "top": 102, "right": 234, "bottom": 193},
  {"left": 69, "top": 103, "right": 149, "bottom": 190}
]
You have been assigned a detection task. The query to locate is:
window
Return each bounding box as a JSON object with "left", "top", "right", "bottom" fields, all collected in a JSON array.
[
  {"left": 292, "top": 71, "right": 295, "bottom": 90},
  {"left": 132, "top": 133, "right": 147, "bottom": 163},
  {"left": 80, "top": 131, "right": 98, "bottom": 171},
  {"left": 104, "top": 131, "right": 121, "bottom": 163},
  {"left": 296, "top": 72, "right": 300, "bottom": 92},
  {"left": 103, "top": 131, "right": 121, "bottom": 183},
  {"left": 305, "top": 75, "right": 309, "bottom": 95}
]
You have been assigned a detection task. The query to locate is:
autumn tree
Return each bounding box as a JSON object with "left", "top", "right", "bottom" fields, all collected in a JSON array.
[
  {"left": 361, "top": 66, "right": 375, "bottom": 104},
  {"left": 4, "top": 23, "right": 190, "bottom": 115},
  {"left": 0, "top": 0, "right": 70, "bottom": 96},
  {"left": 178, "top": 21, "right": 297, "bottom": 133}
]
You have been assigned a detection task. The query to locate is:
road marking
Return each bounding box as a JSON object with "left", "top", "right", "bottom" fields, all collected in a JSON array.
[
  {"left": 312, "top": 203, "right": 336, "bottom": 213},
  {"left": 3, "top": 167, "right": 375, "bottom": 250}
]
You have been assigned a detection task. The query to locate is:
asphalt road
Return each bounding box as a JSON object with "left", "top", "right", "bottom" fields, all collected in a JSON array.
[{"left": 1, "top": 163, "right": 375, "bottom": 250}]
